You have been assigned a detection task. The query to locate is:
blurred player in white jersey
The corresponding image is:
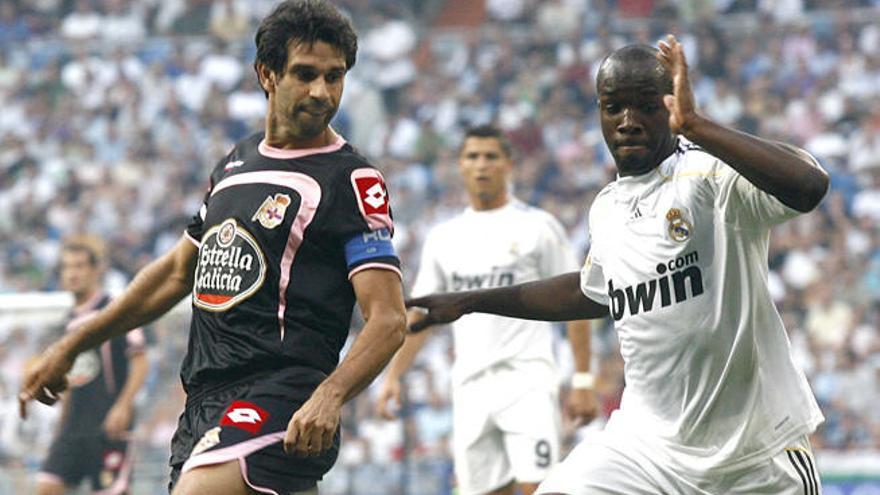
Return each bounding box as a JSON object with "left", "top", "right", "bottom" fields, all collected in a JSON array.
[
  {"left": 406, "top": 37, "right": 828, "bottom": 494},
  {"left": 376, "top": 125, "right": 597, "bottom": 495}
]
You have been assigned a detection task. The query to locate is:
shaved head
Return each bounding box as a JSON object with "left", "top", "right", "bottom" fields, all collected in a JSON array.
[{"left": 596, "top": 44, "right": 673, "bottom": 95}]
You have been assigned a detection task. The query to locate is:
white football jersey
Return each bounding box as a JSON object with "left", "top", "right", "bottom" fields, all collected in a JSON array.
[
  {"left": 579, "top": 140, "right": 824, "bottom": 473},
  {"left": 413, "top": 199, "right": 580, "bottom": 385}
]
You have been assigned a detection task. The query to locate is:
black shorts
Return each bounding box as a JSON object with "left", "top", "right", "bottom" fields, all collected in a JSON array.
[
  {"left": 169, "top": 369, "right": 339, "bottom": 494},
  {"left": 40, "top": 431, "right": 132, "bottom": 493}
]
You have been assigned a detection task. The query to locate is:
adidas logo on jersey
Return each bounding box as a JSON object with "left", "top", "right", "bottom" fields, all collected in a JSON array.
[{"left": 608, "top": 251, "right": 704, "bottom": 320}]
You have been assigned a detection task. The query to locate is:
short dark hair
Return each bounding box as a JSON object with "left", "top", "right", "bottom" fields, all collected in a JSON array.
[
  {"left": 597, "top": 44, "right": 673, "bottom": 94},
  {"left": 62, "top": 234, "right": 106, "bottom": 267},
  {"left": 253, "top": 0, "right": 358, "bottom": 94},
  {"left": 461, "top": 125, "right": 514, "bottom": 158}
]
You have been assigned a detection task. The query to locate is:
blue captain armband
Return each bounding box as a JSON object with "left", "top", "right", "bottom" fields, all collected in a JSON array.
[{"left": 344, "top": 228, "right": 397, "bottom": 268}]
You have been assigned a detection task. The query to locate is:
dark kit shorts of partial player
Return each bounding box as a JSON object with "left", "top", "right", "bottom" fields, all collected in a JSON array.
[{"left": 169, "top": 368, "right": 339, "bottom": 494}]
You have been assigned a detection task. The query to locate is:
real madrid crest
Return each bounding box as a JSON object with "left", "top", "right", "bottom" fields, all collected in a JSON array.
[
  {"left": 252, "top": 193, "right": 292, "bottom": 229},
  {"left": 666, "top": 208, "right": 692, "bottom": 242}
]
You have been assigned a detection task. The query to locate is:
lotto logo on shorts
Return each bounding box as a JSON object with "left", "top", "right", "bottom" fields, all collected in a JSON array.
[{"left": 220, "top": 401, "right": 270, "bottom": 435}]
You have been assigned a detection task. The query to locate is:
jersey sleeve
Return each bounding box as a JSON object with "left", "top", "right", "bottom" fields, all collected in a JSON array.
[
  {"left": 410, "top": 229, "right": 445, "bottom": 298},
  {"left": 580, "top": 248, "right": 608, "bottom": 305},
  {"left": 336, "top": 166, "right": 401, "bottom": 279},
  {"left": 537, "top": 212, "right": 580, "bottom": 277},
  {"left": 712, "top": 158, "right": 803, "bottom": 229}
]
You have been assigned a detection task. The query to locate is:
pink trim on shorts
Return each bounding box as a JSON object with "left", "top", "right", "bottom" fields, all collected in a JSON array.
[
  {"left": 93, "top": 440, "right": 135, "bottom": 495},
  {"left": 238, "top": 457, "right": 280, "bottom": 495},
  {"left": 36, "top": 472, "right": 65, "bottom": 487},
  {"left": 181, "top": 430, "right": 286, "bottom": 475},
  {"left": 348, "top": 263, "right": 402, "bottom": 280},
  {"left": 257, "top": 131, "right": 345, "bottom": 160},
  {"left": 207, "top": 171, "right": 322, "bottom": 342}
]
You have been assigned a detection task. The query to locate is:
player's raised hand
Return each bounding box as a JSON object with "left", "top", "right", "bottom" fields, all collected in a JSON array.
[
  {"left": 284, "top": 384, "right": 342, "bottom": 457},
  {"left": 405, "top": 293, "right": 470, "bottom": 332},
  {"left": 656, "top": 35, "right": 699, "bottom": 135},
  {"left": 18, "top": 343, "right": 75, "bottom": 419},
  {"left": 375, "top": 377, "right": 402, "bottom": 420}
]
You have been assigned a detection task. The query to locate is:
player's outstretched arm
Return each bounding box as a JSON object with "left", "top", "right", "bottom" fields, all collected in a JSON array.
[
  {"left": 19, "top": 235, "right": 197, "bottom": 418},
  {"left": 657, "top": 35, "right": 829, "bottom": 212},
  {"left": 284, "top": 268, "right": 406, "bottom": 456},
  {"left": 407, "top": 272, "right": 608, "bottom": 332}
]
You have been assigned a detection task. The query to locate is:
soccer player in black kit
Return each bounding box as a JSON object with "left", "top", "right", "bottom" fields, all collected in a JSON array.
[
  {"left": 19, "top": 2, "right": 408, "bottom": 494},
  {"left": 36, "top": 235, "right": 149, "bottom": 495}
]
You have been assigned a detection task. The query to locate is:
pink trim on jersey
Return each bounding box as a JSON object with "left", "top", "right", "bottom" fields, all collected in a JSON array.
[
  {"left": 349, "top": 168, "right": 394, "bottom": 232},
  {"left": 257, "top": 131, "right": 345, "bottom": 160},
  {"left": 207, "top": 171, "right": 322, "bottom": 342},
  {"left": 101, "top": 341, "right": 116, "bottom": 394},
  {"left": 181, "top": 430, "right": 286, "bottom": 474},
  {"left": 93, "top": 441, "right": 135, "bottom": 495},
  {"left": 184, "top": 230, "right": 201, "bottom": 247},
  {"left": 348, "top": 263, "right": 402, "bottom": 280},
  {"left": 239, "top": 457, "right": 280, "bottom": 494},
  {"left": 36, "top": 472, "right": 65, "bottom": 487}
]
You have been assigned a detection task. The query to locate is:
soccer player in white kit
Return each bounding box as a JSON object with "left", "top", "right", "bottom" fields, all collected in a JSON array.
[
  {"left": 407, "top": 37, "right": 829, "bottom": 495},
  {"left": 376, "top": 125, "right": 597, "bottom": 495}
]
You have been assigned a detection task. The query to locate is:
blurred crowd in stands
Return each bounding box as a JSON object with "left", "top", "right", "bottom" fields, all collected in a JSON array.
[{"left": 1, "top": 0, "right": 879, "bottom": 492}]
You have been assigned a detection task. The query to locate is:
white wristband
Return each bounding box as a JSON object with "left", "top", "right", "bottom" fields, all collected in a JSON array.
[{"left": 571, "top": 372, "right": 595, "bottom": 390}]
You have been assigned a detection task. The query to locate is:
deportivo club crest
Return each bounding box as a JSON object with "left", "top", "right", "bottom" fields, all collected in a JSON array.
[
  {"left": 252, "top": 193, "right": 291, "bottom": 229},
  {"left": 666, "top": 208, "right": 692, "bottom": 242},
  {"left": 190, "top": 426, "right": 222, "bottom": 457}
]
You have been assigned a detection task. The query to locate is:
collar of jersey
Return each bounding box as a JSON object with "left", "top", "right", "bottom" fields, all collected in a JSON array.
[
  {"left": 463, "top": 197, "right": 518, "bottom": 216},
  {"left": 257, "top": 128, "right": 346, "bottom": 160},
  {"left": 612, "top": 151, "right": 678, "bottom": 200}
]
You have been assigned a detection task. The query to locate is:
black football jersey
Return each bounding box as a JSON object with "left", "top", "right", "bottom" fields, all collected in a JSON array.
[
  {"left": 182, "top": 131, "right": 400, "bottom": 390},
  {"left": 62, "top": 293, "right": 146, "bottom": 434}
]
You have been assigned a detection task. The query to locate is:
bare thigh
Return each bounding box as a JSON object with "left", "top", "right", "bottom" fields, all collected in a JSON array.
[{"left": 171, "top": 460, "right": 255, "bottom": 495}]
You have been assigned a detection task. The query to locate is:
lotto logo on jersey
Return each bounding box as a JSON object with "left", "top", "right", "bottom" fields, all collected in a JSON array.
[
  {"left": 220, "top": 401, "right": 270, "bottom": 434},
  {"left": 193, "top": 218, "right": 267, "bottom": 312},
  {"left": 354, "top": 176, "right": 389, "bottom": 214}
]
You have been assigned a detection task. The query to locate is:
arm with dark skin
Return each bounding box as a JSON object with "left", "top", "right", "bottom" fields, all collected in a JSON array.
[
  {"left": 658, "top": 35, "right": 829, "bottom": 213},
  {"left": 408, "top": 272, "right": 608, "bottom": 332}
]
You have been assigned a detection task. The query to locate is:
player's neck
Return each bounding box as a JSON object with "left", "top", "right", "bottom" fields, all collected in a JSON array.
[
  {"left": 74, "top": 287, "right": 100, "bottom": 309},
  {"left": 264, "top": 119, "right": 335, "bottom": 150},
  {"left": 470, "top": 194, "right": 509, "bottom": 212}
]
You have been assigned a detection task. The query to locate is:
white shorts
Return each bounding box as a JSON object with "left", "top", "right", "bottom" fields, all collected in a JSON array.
[
  {"left": 453, "top": 362, "right": 561, "bottom": 495},
  {"left": 537, "top": 430, "right": 821, "bottom": 495}
]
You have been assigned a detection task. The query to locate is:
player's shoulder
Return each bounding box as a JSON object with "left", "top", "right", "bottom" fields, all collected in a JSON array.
[{"left": 666, "top": 139, "right": 726, "bottom": 179}]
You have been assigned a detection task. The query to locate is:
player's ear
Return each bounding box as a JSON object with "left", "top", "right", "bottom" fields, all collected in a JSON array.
[{"left": 256, "top": 63, "right": 276, "bottom": 94}]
